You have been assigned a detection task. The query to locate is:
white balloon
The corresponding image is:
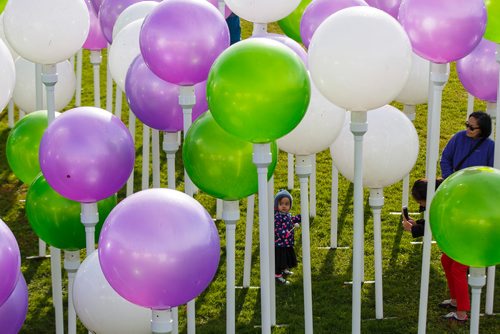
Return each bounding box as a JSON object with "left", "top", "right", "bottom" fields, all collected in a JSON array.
[
  {"left": 395, "top": 52, "right": 430, "bottom": 106},
  {"left": 109, "top": 19, "right": 142, "bottom": 92},
  {"left": 112, "top": 1, "right": 159, "bottom": 40},
  {"left": 330, "top": 105, "right": 419, "bottom": 188},
  {"left": 278, "top": 76, "right": 346, "bottom": 155},
  {"left": 13, "top": 57, "right": 76, "bottom": 113},
  {"left": 224, "top": 0, "right": 301, "bottom": 23},
  {"left": 0, "top": 39, "right": 16, "bottom": 112},
  {"left": 3, "top": 0, "right": 90, "bottom": 64},
  {"left": 308, "top": 7, "right": 412, "bottom": 111},
  {"left": 73, "top": 252, "right": 151, "bottom": 334},
  {"left": 0, "top": 14, "right": 18, "bottom": 60}
]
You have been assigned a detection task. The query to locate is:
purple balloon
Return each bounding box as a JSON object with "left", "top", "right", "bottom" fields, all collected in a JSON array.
[
  {"left": 300, "top": 0, "right": 368, "bottom": 48},
  {"left": 39, "top": 107, "right": 135, "bottom": 203},
  {"left": 0, "top": 274, "right": 28, "bottom": 334},
  {"left": 98, "top": 189, "right": 220, "bottom": 309},
  {"left": 254, "top": 33, "right": 308, "bottom": 67},
  {"left": 140, "top": 0, "right": 230, "bottom": 86},
  {"left": 206, "top": 0, "right": 231, "bottom": 18},
  {"left": 90, "top": 0, "right": 103, "bottom": 13},
  {"left": 365, "top": 0, "right": 401, "bottom": 18},
  {"left": 125, "top": 55, "right": 208, "bottom": 132},
  {"left": 457, "top": 39, "right": 500, "bottom": 103},
  {"left": 398, "top": 0, "right": 487, "bottom": 64},
  {"left": 99, "top": 0, "right": 155, "bottom": 43},
  {"left": 0, "top": 219, "right": 20, "bottom": 307},
  {"left": 83, "top": 0, "right": 107, "bottom": 51}
]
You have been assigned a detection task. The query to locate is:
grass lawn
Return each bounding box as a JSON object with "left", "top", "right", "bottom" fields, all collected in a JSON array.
[{"left": 1, "top": 20, "right": 499, "bottom": 334}]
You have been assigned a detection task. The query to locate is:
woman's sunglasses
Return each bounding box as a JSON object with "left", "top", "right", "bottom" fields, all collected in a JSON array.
[{"left": 465, "top": 122, "right": 480, "bottom": 131}]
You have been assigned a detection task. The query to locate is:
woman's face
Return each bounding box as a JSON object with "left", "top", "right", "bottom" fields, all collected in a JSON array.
[{"left": 465, "top": 116, "right": 482, "bottom": 138}]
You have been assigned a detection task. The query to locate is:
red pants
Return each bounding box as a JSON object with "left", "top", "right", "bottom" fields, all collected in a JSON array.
[{"left": 441, "top": 253, "right": 470, "bottom": 312}]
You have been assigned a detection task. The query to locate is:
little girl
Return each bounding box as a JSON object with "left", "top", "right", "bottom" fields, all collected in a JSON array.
[{"left": 274, "top": 189, "right": 301, "bottom": 285}]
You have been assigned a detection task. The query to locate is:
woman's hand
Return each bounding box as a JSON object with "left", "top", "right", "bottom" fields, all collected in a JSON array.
[{"left": 402, "top": 217, "right": 415, "bottom": 232}]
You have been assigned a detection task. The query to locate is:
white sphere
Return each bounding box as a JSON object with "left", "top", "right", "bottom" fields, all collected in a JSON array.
[
  {"left": 395, "top": 52, "right": 430, "bottom": 106},
  {"left": 0, "top": 14, "right": 18, "bottom": 59},
  {"left": 0, "top": 39, "right": 15, "bottom": 112},
  {"left": 224, "top": 0, "right": 301, "bottom": 23},
  {"left": 112, "top": 1, "right": 159, "bottom": 40},
  {"left": 330, "top": 105, "right": 419, "bottom": 188},
  {"left": 13, "top": 57, "right": 76, "bottom": 113},
  {"left": 3, "top": 0, "right": 90, "bottom": 64},
  {"left": 308, "top": 7, "right": 412, "bottom": 111},
  {"left": 109, "top": 19, "right": 142, "bottom": 92},
  {"left": 278, "top": 76, "right": 346, "bottom": 155},
  {"left": 73, "top": 252, "right": 151, "bottom": 334}
]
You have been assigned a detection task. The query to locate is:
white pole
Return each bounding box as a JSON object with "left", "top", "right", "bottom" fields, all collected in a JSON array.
[
  {"left": 402, "top": 105, "right": 416, "bottom": 208},
  {"left": 310, "top": 154, "right": 316, "bottom": 218},
  {"left": 151, "top": 309, "right": 173, "bottom": 334},
  {"left": 115, "top": 86, "right": 122, "bottom": 119},
  {"left": 253, "top": 143, "right": 272, "bottom": 334},
  {"left": 75, "top": 49, "right": 82, "bottom": 107},
  {"left": 142, "top": 124, "right": 151, "bottom": 190},
  {"left": 296, "top": 155, "right": 314, "bottom": 334},
  {"left": 350, "top": 110, "right": 368, "bottom": 334},
  {"left": 288, "top": 153, "right": 294, "bottom": 190},
  {"left": 268, "top": 176, "right": 276, "bottom": 326},
  {"left": 487, "top": 102, "right": 497, "bottom": 139},
  {"left": 19, "top": 109, "right": 25, "bottom": 120},
  {"left": 163, "top": 132, "right": 179, "bottom": 190},
  {"left": 81, "top": 202, "right": 99, "bottom": 257},
  {"left": 369, "top": 188, "right": 384, "bottom": 319},
  {"left": 64, "top": 250, "right": 80, "bottom": 334},
  {"left": 242, "top": 195, "right": 255, "bottom": 288},
  {"left": 467, "top": 93, "right": 475, "bottom": 118},
  {"left": 126, "top": 111, "right": 136, "bottom": 197},
  {"left": 417, "top": 63, "right": 449, "bottom": 334},
  {"left": 469, "top": 267, "right": 486, "bottom": 334},
  {"left": 330, "top": 159, "right": 339, "bottom": 249},
  {"left": 90, "top": 50, "right": 102, "bottom": 108},
  {"left": 152, "top": 129, "right": 161, "bottom": 188},
  {"left": 7, "top": 99, "right": 14, "bottom": 128},
  {"left": 486, "top": 44, "right": 500, "bottom": 315},
  {"left": 223, "top": 201, "right": 239, "bottom": 334},
  {"left": 252, "top": 23, "right": 267, "bottom": 37},
  {"left": 216, "top": 199, "right": 223, "bottom": 220},
  {"left": 106, "top": 45, "right": 113, "bottom": 113}
]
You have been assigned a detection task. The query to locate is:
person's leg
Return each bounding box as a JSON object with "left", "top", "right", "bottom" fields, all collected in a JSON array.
[
  {"left": 441, "top": 253, "right": 457, "bottom": 304},
  {"left": 226, "top": 14, "right": 241, "bottom": 45},
  {"left": 449, "top": 259, "right": 470, "bottom": 318}
]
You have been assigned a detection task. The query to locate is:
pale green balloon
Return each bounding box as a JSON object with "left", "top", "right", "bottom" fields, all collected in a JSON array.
[{"left": 278, "top": 0, "right": 312, "bottom": 43}]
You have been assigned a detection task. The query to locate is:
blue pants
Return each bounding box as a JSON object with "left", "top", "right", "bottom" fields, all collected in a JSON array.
[{"left": 226, "top": 14, "right": 241, "bottom": 45}]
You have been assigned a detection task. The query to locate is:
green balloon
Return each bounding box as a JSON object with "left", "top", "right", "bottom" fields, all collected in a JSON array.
[
  {"left": 183, "top": 112, "right": 278, "bottom": 201},
  {"left": 207, "top": 38, "right": 310, "bottom": 143},
  {"left": 430, "top": 167, "right": 500, "bottom": 267},
  {"left": 6, "top": 110, "right": 58, "bottom": 185},
  {"left": 26, "top": 173, "right": 117, "bottom": 251},
  {"left": 0, "top": 0, "right": 7, "bottom": 13},
  {"left": 278, "top": 0, "right": 312, "bottom": 43},
  {"left": 485, "top": 0, "right": 500, "bottom": 43}
]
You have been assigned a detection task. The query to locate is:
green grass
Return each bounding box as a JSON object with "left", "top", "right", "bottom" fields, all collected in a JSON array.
[{"left": 1, "top": 21, "right": 499, "bottom": 334}]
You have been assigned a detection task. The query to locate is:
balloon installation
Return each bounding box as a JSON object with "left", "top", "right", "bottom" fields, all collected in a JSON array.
[
  {"left": 277, "top": 0, "right": 312, "bottom": 43},
  {"left": 365, "top": 0, "right": 401, "bottom": 18},
  {"left": 207, "top": 38, "right": 310, "bottom": 143},
  {"left": 112, "top": 1, "right": 159, "bottom": 40},
  {"left": 125, "top": 55, "right": 208, "bottom": 132},
  {"left": 39, "top": 107, "right": 135, "bottom": 203},
  {"left": 398, "top": 0, "right": 486, "bottom": 63},
  {"left": 0, "top": 39, "right": 15, "bottom": 111},
  {"left": 430, "top": 167, "right": 500, "bottom": 267},
  {"left": 395, "top": 52, "right": 431, "bottom": 106},
  {"left": 484, "top": 0, "right": 500, "bottom": 43},
  {"left": 457, "top": 38, "right": 499, "bottom": 103},
  {"left": 6, "top": 110, "right": 60, "bottom": 185},
  {"left": 99, "top": 0, "right": 150, "bottom": 43},
  {"left": 183, "top": 112, "right": 278, "bottom": 200},
  {"left": 0, "top": 274, "right": 28, "bottom": 334},
  {"left": 0, "top": 219, "right": 20, "bottom": 306},
  {"left": 225, "top": 0, "right": 301, "bottom": 23},
  {"left": 73, "top": 252, "right": 151, "bottom": 334},
  {"left": 26, "top": 174, "right": 116, "bottom": 251},
  {"left": 139, "top": 0, "right": 230, "bottom": 86},
  {"left": 253, "top": 33, "right": 308, "bottom": 67},
  {"left": 99, "top": 188, "right": 221, "bottom": 309},
  {"left": 83, "top": 0, "right": 107, "bottom": 51}
]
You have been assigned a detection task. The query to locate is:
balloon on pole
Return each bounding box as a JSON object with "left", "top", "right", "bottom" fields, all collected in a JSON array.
[
  {"left": 98, "top": 0, "right": 149, "bottom": 43},
  {"left": 0, "top": 219, "right": 20, "bottom": 306},
  {"left": 0, "top": 274, "right": 28, "bottom": 334},
  {"left": 365, "top": 0, "right": 401, "bottom": 18},
  {"left": 253, "top": 33, "right": 308, "bottom": 66},
  {"left": 484, "top": 0, "right": 500, "bottom": 43},
  {"left": 225, "top": 0, "right": 301, "bottom": 23},
  {"left": 0, "top": 39, "right": 15, "bottom": 112},
  {"left": 83, "top": 0, "right": 107, "bottom": 51},
  {"left": 395, "top": 52, "right": 431, "bottom": 106},
  {"left": 277, "top": 0, "right": 312, "bottom": 43},
  {"left": 112, "top": 1, "right": 159, "bottom": 40}
]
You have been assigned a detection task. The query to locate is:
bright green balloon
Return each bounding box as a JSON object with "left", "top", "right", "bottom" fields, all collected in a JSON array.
[
  {"left": 430, "top": 167, "right": 500, "bottom": 267},
  {"left": 485, "top": 0, "right": 500, "bottom": 43},
  {"left": 26, "top": 173, "right": 117, "bottom": 251},
  {"left": 207, "top": 38, "right": 310, "bottom": 143},
  {"left": 6, "top": 110, "right": 59, "bottom": 185},
  {"left": 183, "top": 112, "right": 278, "bottom": 201},
  {"left": 278, "top": 0, "right": 312, "bottom": 43},
  {"left": 0, "top": 0, "right": 7, "bottom": 13}
]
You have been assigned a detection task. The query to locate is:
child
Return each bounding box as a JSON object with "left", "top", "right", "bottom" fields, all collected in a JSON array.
[{"left": 274, "top": 189, "right": 301, "bottom": 285}]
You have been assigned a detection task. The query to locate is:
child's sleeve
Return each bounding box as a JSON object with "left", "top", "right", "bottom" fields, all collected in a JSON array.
[{"left": 292, "top": 214, "right": 301, "bottom": 224}]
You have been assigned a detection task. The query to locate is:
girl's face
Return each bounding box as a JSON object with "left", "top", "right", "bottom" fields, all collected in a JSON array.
[
  {"left": 465, "top": 116, "right": 481, "bottom": 138},
  {"left": 278, "top": 197, "right": 291, "bottom": 213}
]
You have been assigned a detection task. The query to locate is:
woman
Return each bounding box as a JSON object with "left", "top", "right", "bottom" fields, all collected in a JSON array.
[{"left": 438, "top": 111, "right": 495, "bottom": 322}]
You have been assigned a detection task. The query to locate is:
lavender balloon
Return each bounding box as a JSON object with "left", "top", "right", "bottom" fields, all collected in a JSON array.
[
  {"left": 398, "top": 0, "right": 487, "bottom": 64},
  {"left": 83, "top": 0, "right": 107, "bottom": 51},
  {"left": 0, "top": 219, "right": 20, "bottom": 306},
  {"left": 457, "top": 38, "right": 499, "bottom": 103},
  {"left": 39, "top": 107, "right": 135, "bottom": 203},
  {"left": 300, "top": 0, "right": 368, "bottom": 48},
  {"left": 90, "top": 0, "right": 102, "bottom": 13},
  {"left": 140, "top": 0, "right": 230, "bottom": 86},
  {"left": 99, "top": 189, "right": 220, "bottom": 309},
  {"left": 0, "top": 274, "right": 28, "bottom": 334},
  {"left": 125, "top": 55, "right": 208, "bottom": 132},
  {"left": 365, "top": 0, "right": 401, "bottom": 18}
]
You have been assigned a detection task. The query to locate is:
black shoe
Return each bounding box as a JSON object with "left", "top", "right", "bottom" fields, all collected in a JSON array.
[{"left": 438, "top": 299, "right": 457, "bottom": 310}]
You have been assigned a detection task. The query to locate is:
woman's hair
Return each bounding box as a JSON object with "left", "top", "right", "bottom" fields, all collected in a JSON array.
[
  {"left": 411, "top": 178, "right": 444, "bottom": 202},
  {"left": 469, "top": 111, "right": 492, "bottom": 138}
]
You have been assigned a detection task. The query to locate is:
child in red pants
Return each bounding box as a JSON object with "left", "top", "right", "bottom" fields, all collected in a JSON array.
[{"left": 439, "top": 253, "right": 469, "bottom": 321}]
